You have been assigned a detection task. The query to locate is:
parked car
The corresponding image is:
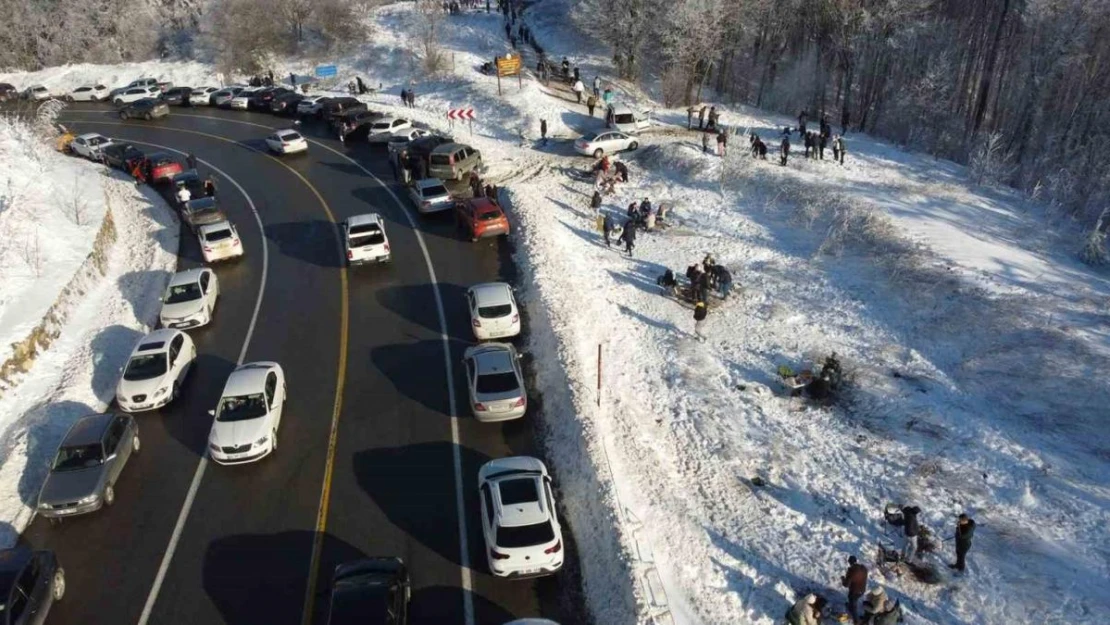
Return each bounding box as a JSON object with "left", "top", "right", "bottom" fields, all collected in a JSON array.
[
  {"left": 365, "top": 117, "right": 413, "bottom": 143},
  {"left": 321, "top": 96, "right": 366, "bottom": 122},
  {"left": 342, "top": 214, "right": 391, "bottom": 265},
  {"left": 455, "top": 197, "right": 509, "bottom": 241},
  {"left": 113, "top": 87, "right": 158, "bottom": 105},
  {"left": 605, "top": 104, "right": 652, "bottom": 133},
  {"left": 182, "top": 196, "right": 228, "bottom": 233},
  {"left": 68, "top": 133, "right": 113, "bottom": 160},
  {"left": 111, "top": 78, "right": 160, "bottom": 97},
  {"left": 573, "top": 130, "right": 638, "bottom": 158},
  {"left": 190, "top": 86, "right": 219, "bottom": 105},
  {"left": 211, "top": 87, "right": 244, "bottom": 107},
  {"left": 115, "top": 329, "right": 196, "bottom": 412},
  {"left": 249, "top": 86, "right": 290, "bottom": 110},
  {"left": 119, "top": 98, "right": 169, "bottom": 121},
  {"left": 161, "top": 86, "right": 193, "bottom": 106},
  {"left": 172, "top": 169, "right": 206, "bottom": 200},
  {"left": 0, "top": 83, "right": 17, "bottom": 102},
  {"left": 198, "top": 220, "right": 244, "bottom": 263},
  {"left": 227, "top": 91, "right": 253, "bottom": 110},
  {"left": 407, "top": 178, "right": 453, "bottom": 214},
  {"left": 160, "top": 268, "right": 220, "bottom": 330},
  {"left": 101, "top": 143, "right": 145, "bottom": 171},
  {"left": 463, "top": 343, "right": 526, "bottom": 421},
  {"left": 385, "top": 128, "right": 432, "bottom": 154},
  {"left": 146, "top": 152, "right": 183, "bottom": 183},
  {"left": 336, "top": 110, "right": 382, "bottom": 139},
  {"left": 296, "top": 95, "right": 329, "bottom": 117},
  {"left": 207, "top": 362, "right": 287, "bottom": 465},
  {"left": 23, "top": 85, "right": 51, "bottom": 101},
  {"left": 478, "top": 456, "right": 564, "bottom": 578},
  {"left": 429, "top": 142, "right": 482, "bottom": 181},
  {"left": 0, "top": 548, "right": 66, "bottom": 621},
  {"left": 67, "top": 84, "right": 109, "bottom": 102},
  {"left": 264, "top": 129, "right": 308, "bottom": 155},
  {"left": 270, "top": 92, "right": 304, "bottom": 115},
  {"left": 37, "top": 413, "right": 139, "bottom": 519},
  {"left": 467, "top": 283, "right": 521, "bottom": 340},
  {"left": 326, "top": 559, "right": 410, "bottom": 625}
]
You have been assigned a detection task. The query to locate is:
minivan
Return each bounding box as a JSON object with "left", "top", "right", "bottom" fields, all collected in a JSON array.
[
  {"left": 606, "top": 104, "right": 652, "bottom": 133},
  {"left": 429, "top": 143, "right": 482, "bottom": 181}
]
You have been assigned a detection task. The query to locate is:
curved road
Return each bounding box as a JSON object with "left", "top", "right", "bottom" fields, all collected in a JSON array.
[{"left": 21, "top": 104, "right": 579, "bottom": 625}]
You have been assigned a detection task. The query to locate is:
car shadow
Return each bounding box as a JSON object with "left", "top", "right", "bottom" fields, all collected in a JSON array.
[
  {"left": 90, "top": 324, "right": 146, "bottom": 402},
  {"left": 374, "top": 283, "right": 468, "bottom": 336},
  {"left": 117, "top": 270, "right": 173, "bottom": 329},
  {"left": 263, "top": 220, "right": 344, "bottom": 268},
  {"left": 14, "top": 400, "right": 101, "bottom": 509},
  {"left": 368, "top": 341, "right": 461, "bottom": 416},
  {"left": 412, "top": 585, "right": 516, "bottom": 625}
]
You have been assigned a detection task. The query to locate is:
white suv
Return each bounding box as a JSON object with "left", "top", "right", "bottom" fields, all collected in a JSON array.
[
  {"left": 113, "top": 87, "right": 157, "bottom": 105},
  {"left": 342, "top": 214, "right": 391, "bottom": 265},
  {"left": 478, "top": 457, "right": 564, "bottom": 578}
]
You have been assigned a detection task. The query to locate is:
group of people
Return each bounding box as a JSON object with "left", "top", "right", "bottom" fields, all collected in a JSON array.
[
  {"left": 590, "top": 155, "right": 630, "bottom": 195},
  {"left": 398, "top": 88, "right": 417, "bottom": 108},
  {"left": 347, "top": 76, "right": 373, "bottom": 95},
  {"left": 797, "top": 110, "right": 846, "bottom": 165},
  {"left": 247, "top": 71, "right": 275, "bottom": 88},
  {"left": 688, "top": 105, "right": 722, "bottom": 132}
]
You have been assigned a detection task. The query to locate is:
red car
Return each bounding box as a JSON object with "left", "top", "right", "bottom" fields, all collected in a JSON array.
[
  {"left": 146, "top": 152, "right": 183, "bottom": 183},
  {"left": 455, "top": 197, "right": 509, "bottom": 242}
]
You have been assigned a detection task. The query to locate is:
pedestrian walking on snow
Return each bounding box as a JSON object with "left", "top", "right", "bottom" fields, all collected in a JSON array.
[
  {"left": 290, "top": 73, "right": 297, "bottom": 88},
  {"left": 561, "top": 57, "right": 570, "bottom": 80},
  {"left": 901, "top": 505, "right": 922, "bottom": 561},
  {"left": 620, "top": 218, "right": 636, "bottom": 256},
  {"left": 780, "top": 136, "right": 790, "bottom": 166},
  {"left": 603, "top": 213, "right": 615, "bottom": 247},
  {"left": 407, "top": 89, "right": 416, "bottom": 107},
  {"left": 587, "top": 94, "right": 597, "bottom": 117},
  {"left": 540, "top": 119, "right": 548, "bottom": 145},
  {"left": 833, "top": 135, "right": 846, "bottom": 165},
  {"left": 786, "top": 594, "right": 818, "bottom": 625},
  {"left": 798, "top": 109, "right": 808, "bottom": 135},
  {"left": 716, "top": 131, "right": 725, "bottom": 156},
  {"left": 715, "top": 266, "right": 733, "bottom": 299},
  {"left": 707, "top": 106, "right": 718, "bottom": 131},
  {"left": 186, "top": 153, "right": 197, "bottom": 170},
  {"left": 804, "top": 132, "right": 812, "bottom": 158},
  {"left": 572, "top": 79, "right": 585, "bottom": 103},
  {"left": 590, "top": 190, "right": 602, "bottom": 211},
  {"left": 400, "top": 88, "right": 408, "bottom": 106},
  {"left": 593, "top": 75, "right": 601, "bottom": 98},
  {"left": 573, "top": 66, "right": 580, "bottom": 83},
  {"left": 693, "top": 299, "right": 708, "bottom": 341},
  {"left": 842, "top": 555, "right": 868, "bottom": 621},
  {"left": 951, "top": 513, "right": 976, "bottom": 572},
  {"left": 819, "top": 133, "right": 827, "bottom": 160}
]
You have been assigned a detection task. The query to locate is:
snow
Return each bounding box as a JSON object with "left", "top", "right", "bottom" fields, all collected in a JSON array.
[{"left": 0, "top": 119, "right": 178, "bottom": 545}]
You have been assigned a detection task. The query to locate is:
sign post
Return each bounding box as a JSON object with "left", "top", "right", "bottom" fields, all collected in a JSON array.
[
  {"left": 495, "top": 53, "right": 522, "bottom": 97},
  {"left": 315, "top": 64, "right": 338, "bottom": 79},
  {"left": 447, "top": 108, "right": 477, "bottom": 136}
]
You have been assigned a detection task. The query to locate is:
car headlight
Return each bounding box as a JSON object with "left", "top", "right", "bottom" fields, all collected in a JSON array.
[
  {"left": 39, "top": 501, "right": 52, "bottom": 509},
  {"left": 253, "top": 435, "right": 269, "bottom": 448},
  {"left": 208, "top": 442, "right": 220, "bottom": 453},
  {"left": 116, "top": 393, "right": 127, "bottom": 403},
  {"left": 78, "top": 493, "right": 100, "bottom": 504},
  {"left": 153, "top": 387, "right": 169, "bottom": 398}
]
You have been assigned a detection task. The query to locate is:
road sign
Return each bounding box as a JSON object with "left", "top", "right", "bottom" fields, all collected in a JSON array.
[
  {"left": 496, "top": 54, "right": 521, "bottom": 77},
  {"left": 447, "top": 108, "right": 476, "bottom": 120},
  {"left": 315, "top": 65, "right": 338, "bottom": 78}
]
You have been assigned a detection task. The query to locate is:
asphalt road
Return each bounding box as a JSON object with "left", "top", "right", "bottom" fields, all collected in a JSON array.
[{"left": 18, "top": 103, "right": 580, "bottom": 625}]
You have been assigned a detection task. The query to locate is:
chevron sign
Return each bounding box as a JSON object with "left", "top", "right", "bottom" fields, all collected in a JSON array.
[{"left": 447, "top": 108, "right": 476, "bottom": 120}]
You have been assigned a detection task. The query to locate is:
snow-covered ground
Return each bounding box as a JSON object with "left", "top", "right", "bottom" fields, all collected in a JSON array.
[
  {"left": 1, "top": 3, "right": 1108, "bottom": 624},
  {"left": 0, "top": 117, "right": 178, "bottom": 545}
]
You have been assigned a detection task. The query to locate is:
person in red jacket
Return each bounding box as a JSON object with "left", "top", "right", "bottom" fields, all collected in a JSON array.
[{"left": 842, "top": 555, "right": 868, "bottom": 621}]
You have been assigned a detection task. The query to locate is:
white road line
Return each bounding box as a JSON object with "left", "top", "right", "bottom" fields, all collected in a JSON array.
[{"left": 119, "top": 142, "right": 269, "bottom": 625}]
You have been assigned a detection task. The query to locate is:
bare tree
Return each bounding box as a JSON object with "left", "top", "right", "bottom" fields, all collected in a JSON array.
[
  {"left": 412, "top": 0, "right": 449, "bottom": 73},
  {"left": 59, "top": 175, "right": 89, "bottom": 226}
]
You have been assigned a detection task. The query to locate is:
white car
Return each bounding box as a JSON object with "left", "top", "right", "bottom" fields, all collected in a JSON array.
[
  {"left": 198, "top": 220, "right": 244, "bottom": 263},
  {"left": 24, "top": 85, "right": 50, "bottom": 101},
  {"left": 478, "top": 456, "right": 564, "bottom": 578},
  {"left": 265, "top": 129, "right": 308, "bottom": 154},
  {"left": 343, "top": 214, "right": 392, "bottom": 265},
  {"left": 296, "top": 95, "right": 329, "bottom": 117},
  {"left": 69, "top": 133, "right": 113, "bottom": 160},
  {"left": 115, "top": 329, "right": 196, "bottom": 413},
  {"left": 68, "top": 85, "right": 109, "bottom": 102},
  {"left": 159, "top": 267, "right": 220, "bottom": 330},
  {"left": 573, "top": 130, "right": 639, "bottom": 158},
  {"left": 467, "top": 283, "right": 520, "bottom": 340},
  {"left": 407, "top": 178, "right": 453, "bottom": 214},
  {"left": 365, "top": 117, "right": 412, "bottom": 143},
  {"left": 463, "top": 343, "right": 526, "bottom": 421},
  {"left": 386, "top": 128, "right": 432, "bottom": 154},
  {"left": 207, "top": 362, "right": 287, "bottom": 465},
  {"left": 190, "top": 86, "right": 219, "bottom": 105},
  {"left": 228, "top": 93, "right": 252, "bottom": 110},
  {"left": 211, "top": 87, "right": 243, "bottom": 107},
  {"left": 113, "top": 87, "right": 157, "bottom": 105}
]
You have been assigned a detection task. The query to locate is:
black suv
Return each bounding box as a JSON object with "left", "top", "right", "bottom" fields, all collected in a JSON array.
[
  {"left": 321, "top": 97, "right": 366, "bottom": 122},
  {"left": 100, "top": 143, "right": 145, "bottom": 171},
  {"left": 161, "top": 86, "right": 193, "bottom": 106},
  {"left": 336, "top": 110, "right": 383, "bottom": 138},
  {"left": 326, "top": 558, "right": 409, "bottom": 625},
  {"left": 249, "top": 87, "right": 291, "bottom": 111},
  {"left": 0, "top": 547, "right": 66, "bottom": 625},
  {"left": 270, "top": 92, "right": 304, "bottom": 116}
]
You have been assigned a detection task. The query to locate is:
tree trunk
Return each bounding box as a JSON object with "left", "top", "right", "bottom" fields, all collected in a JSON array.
[{"left": 971, "top": 0, "right": 1011, "bottom": 134}]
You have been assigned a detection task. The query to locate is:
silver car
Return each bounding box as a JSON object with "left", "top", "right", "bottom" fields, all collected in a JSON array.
[
  {"left": 463, "top": 343, "right": 527, "bottom": 422},
  {"left": 407, "top": 178, "right": 453, "bottom": 214},
  {"left": 37, "top": 413, "right": 139, "bottom": 522}
]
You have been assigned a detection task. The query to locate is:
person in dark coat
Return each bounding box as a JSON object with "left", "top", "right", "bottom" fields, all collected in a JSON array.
[
  {"left": 400, "top": 88, "right": 408, "bottom": 106},
  {"left": 706, "top": 106, "right": 718, "bottom": 131},
  {"left": 804, "top": 132, "right": 812, "bottom": 158},
  {"left": 757, "top": 139, "right": 767, "bottom": 160},
  {"left": 186, "top": 153, "right": 197, "bottom": 170},
  {"left": 620, "top": 218, "right": 636, "bottom": 256},
  {"left": 626, "top": 201, "right": 639, "bottom": 221},
  {"left": 819, "top": 134, "right": 827, "bottom": 160},
  {"left": 717, "top": 132, "right": 726, "bottom": 157},
  {"left": 603, "top": 213, "right": 615, "bottom": 247},
  {"left": 901, "top": 506, "right": 922, "bottom": 561},
  {"left": 356, "top": 76, "right": 365, "bottom": 94},
  {"left": 203, "top": 178, "right": 216, "bottom": 197},
  {"left": 798, "top": 109, "right": 808, "bottom": 135},
  {"left": 470, "top": 171, "right": 483, "bottom": 197},
  {"left": 842, "top": 555, "right": 868, "bottom": 621},
  {"left": 951, "top": 514, "right": 976, "bottom": 572},
  {"left": 587, "top": 94, "right": 597, "bottom": 117},
  {"left": 614, "top": 160, "right": 629, "bottom": 183},
  {"left": 698, "top": 105, "right": 707, "bottom": 130},
  {"left": 590, "top": 190, "right": 602, "bottom": 211},
  {"left": 834, "top": 135, "right": 846, "bottom": 165},
  {"left": 408, "top": 89, "right": 416, "bottom": 107},
  {"left": 540, "top": 118, "right": 548, "bottom": 145},
  {"left": 561, "top": 57, "right": 570, "bottom": 79},
  {"left": 715, "top": 265, "right": 733, "bottom": 299},
  {"left": 780, "top": 136, "right": 790, "bottom": 166},
  {"left": 573, "top": 66, "right": 580, "bottom": 82},
  {"left": 290, "top": 73, "right": 297, "bottom": 87}
]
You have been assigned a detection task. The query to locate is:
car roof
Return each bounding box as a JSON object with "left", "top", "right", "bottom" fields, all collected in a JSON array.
[
  {"left": 431, "top": 142, "right": 465, "bottom": 153},
  {"left": 0, "top": 547, "right": 34, "bottom": 588},
  {"left": 135, "top": 328, "right": 179, "bottom": 352},
  {"left": 199, "top": 220, "right": 234, "bottom": 235},
  {"left": 468, "top": 198, "right": 500, "bottom": 212},
  {"left": 469, "top": 344, "right": 517, "bottom": 373},
  {"left": 347, "top": 213, "right": 383, "bottom": 227},
  {"left": 186, "top": 196, "right": 218, "bottom": 210},
  {"left": 168, "top": 267, "right": 206, "bottom": 286},
  {"left": 77, "top": 133, "right": 104, "bottom": 141},
  {"left": 414, "top": 178, "right": 447, "bottom": 190},
  {"left": 470, "top": 282, "right": 512, "bottom": 305},
  {"left": 147, "top": 151, "right": 173, "bottom": 162},
  {"left": 275, "top": 128, "right": 301, "bottom": 137},
  {"left": 223, "top": 362, "right": 274, "bottom": 396},
  {"left": 62, "top": 413, "right": 116, "bottom": 447}
]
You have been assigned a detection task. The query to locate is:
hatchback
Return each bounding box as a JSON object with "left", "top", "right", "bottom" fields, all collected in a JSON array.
[
  {"left": 467, "top": 283, "right": 520, "bottom": 340},
  {"left": 115, "top": 329, "right": 196, "bottom": 412},
  {"left": 478, "top": 457, "right": 563, "bottom": 578},
  {"left": 265, "top": 129, "right": 308, "bottom": 154},
  {"left": 37, "top": 413, "right": 139, "bottom": 519},
  {"left": 326, "top": 558, "right": 410, "bottom": 625},
  {"left": 160, "top": 268, "right": 219, "bottom": 329}
]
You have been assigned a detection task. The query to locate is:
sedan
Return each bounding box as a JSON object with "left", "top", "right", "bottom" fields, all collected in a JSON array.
[
  {"left": 327, "top": 559, "right": 410, "bottom": 625},
  {"left": 161, "top": 86, "right": 193, "bottom": 106},
  {"left": 365, "top": 117, "right": 412, "bottom": 143},
  {"left": 207, "top": 362, "right": 287, "bottom": 465},
  {"left": 191, "top": 86, "right": 219, "bottom": 105},
  {"left": 478, "top": 456, "right": 564, "bottom": 578},
  {"left": 147, "top": 152, "right": 183, "bottom": 183},
  {"left": 296, "top": 95, "right": 329, "bottom": 117},
  {"left": 407, "top": 178, "right": 453, "bottom": 214},
  {"left": 211, "top": 87, "right": 244, "bottom": 107},
  {"left": 182, "top": 196, "right": 228, "bottom": 232},
  {"left": 37, "top": 413, "right": 139, "bottom": 519},
  {"left": 0, "top": 548, "right": 66, "bottom": 622},
  {"left": 573, "top": 130, "right": 639, "bottom": 158},
  {"left": 68, "top": 84, "right": 109, "bottom": 102},
  {"left": 463, "top": 343, "right": 526, "bottom": 421},
  {"left": 69, "top": 133, "right": 113, "bottom": 160},
  {"left": 160, "top": 268, "right": 219, "bottom": 329},
  {"left": 115, "top": 329, "right": 196, "bottom": 412},
  {"left": 23, "top": 85, "right": 50, "bottom": 101},
  {"left": 265, "top": 129, "right": 308, "bottom": 154},
  {"left": 227, "top": 88, "right": 257, "bottom": 110},
  {"left": 270, "top": 92, "right": 304, "bottom": 115},
  {"left": 198, "top": 220, "right": 244, "bottom": 263},
  {"left": 386, "top": 128, "right": 431, "bottom": 153},
  {"left": 113, "top": 87, "right": 157, "bottom": 105},
  {"left": 467, "top": 283, "right": 520, "bottom": 340},
  {"left": 119, "top": 98, "right": 169, "bottom": 121}
]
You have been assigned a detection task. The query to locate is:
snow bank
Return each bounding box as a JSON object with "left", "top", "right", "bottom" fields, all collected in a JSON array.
[{"left": 0, "top": 60, "right": 223, "bottom": 96}]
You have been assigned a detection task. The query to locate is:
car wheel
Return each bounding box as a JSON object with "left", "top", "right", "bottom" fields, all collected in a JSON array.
[
  {"left": 132, "top": 435, "right": 141, "bottom": 455},
  {"left": 593, "top": 148, "right": 603, "bottom": 158},
  {"left": 119, "top": 112, "right": 128, "bottom": 120},
  {"left": 52, "top": 568, "right": 66, "bottom": 601},
  {"left": 104, "top": 484, "right": 115, "bottom": 507},
  {"left": 629, "top": 141, "right": 639, "bottom": 150},
  {"left": 145, "top": 113, "right": 152, "bottom": 121},
  {"left": 171, "top": 381, "right": 180, "bottom": 402},
  {"left": 114, "top": 98, "right": 122, "bottom": 106}
]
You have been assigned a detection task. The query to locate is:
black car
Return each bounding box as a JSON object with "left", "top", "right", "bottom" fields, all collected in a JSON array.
[
  {"left": 270, "top": 92, "right": 305, "bottom": 116},
  {"left": 249, "top": 87, "right": 291, "bottom": 111},
  {"left": 161, "top": 86, "right": 193, "bottom": 106},
  {"left": 336, "top": 110, "right": 383, "bottom": 138},
  {"left": 326, "top": 558, "right": 409, "bottom": 625},
  {"left": 0, "top": 547, "right": 66, "bottom": 625},
  {"left": 100, "top": 143, "right": 146, "bottom": 170},
  {"left": 119, "top": 98, "right": 169, "bottom": 120},
  {"left": 0, "top": 83, "right": 16, "bottom": 102},
  {"left": 406, "top": 134, "right": 456, "bottom": 166},
  {"left": 321, "top": 97, "right": 366, "bottom": 122},
  {"left": 172, "top": 169, "right": 206, "bottom": 199}
]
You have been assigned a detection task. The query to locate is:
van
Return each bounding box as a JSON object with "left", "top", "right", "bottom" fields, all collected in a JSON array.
[
  {"left": 428, "top": 143, "right": 482, "bottom": 181},
  {"left": 606, "top": 104, "right": 652, "bottom": 133}
]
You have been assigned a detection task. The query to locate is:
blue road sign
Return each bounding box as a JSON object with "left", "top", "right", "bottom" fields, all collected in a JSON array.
[{"left": 315, "top": 65, "right": 338, "bottom": 78}]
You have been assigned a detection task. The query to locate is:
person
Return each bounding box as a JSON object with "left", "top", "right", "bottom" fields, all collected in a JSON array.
[
  {"left": 356, "top": 76, "right": 365, "bottom": 94},
  {"left": 561, "top": 57, "right": 570, "bottom": 79},
  {"left": 698, "top": 105, "right": 707, "bottom": 130},
  {"left": 540, "top": 118, "right": 548, "bottom": 145},
  {"left": 627, "top": 201, "right": 639, "bottom": 221},
  {"left": 175, "top": 183, "right": 191, "bottom": 206},
  {"left": 593, "top": 75, "right": 601, "bottom": 97},
  {"left": 901, "top": 505, "right": 921, "bottom": 561},
  {"left": 702, "top": 131, "right": 711, "bottom": 154},
  {"left": 620, "top": 218, "right": 636, "bottom": 256},
  {"left": 603, "top": 213, "right": 615, "bottom": 247},
  {"left": 485, "top": 183, "right": 497, "bottom": 199},
  {"left": 706, "top": 106, "right": 718, "bottom": 131},
  {"left": 715, "top": 265, "right": 732, "bottom": 299},
  {"left": 572, "top": 79, "right": 585, "bottom": 103},
  {"left": 798, "top": 109, "right": 808, "bottom": 135},
  {"left": 203, "top": 178, "right": 216, "bottom": 197},
  {"left": 614, "top": 160, "right": 628, "bottom": 183},
  {"left": 186, "top": 153, "right": 197, "bottom": 170},
  {"left": 780, "top": 135, "right": 790, "bottom": 166},
  {"left": 587, "top": 94, "right": 597, "bottom": 117},
  {"left": 874, "top": 600, "right": 904, "bottom": 625},
  {"left": 951, "top": 513, "right": 976, "bottom": 572},
  {"left": 842, "top": 555, "right": 868, "bottom": 621},
  {"left": 757, "top": 138, "right": 767, "bottom": 160},
  {"left": 717, "top": 132, "right": 726, "bottom": 157},
  {"left": 819, "top": 133, "right": 827, "bottom": 160},
  {"left": 834, "top": 135, "right": 846, "bottom": 165},
  {"left": 786, "top": 594, "right": 818, "bottom": 625},
  {"left": 290, "top": 73, "right": 297, "bottom": 87},
  {"left": 408, "top": 89, "right": 416, "bottom": 107},
  {"left": 348, "top": 80, "right": 357, "bottom": 94},
  {"left": 590, "top": 190, "right": 602, "bottom": 211},
  {"left": 804, "top": 132, "right": 812, "bottom": 158},
  {"left": 599, "top": 155, "right": 611, "bottom": 173},
  {"left": 537, "top": 60, "right": 547, "bottom": 83},
  {"left": 841, "top": 108, "right": 850, "bottom": 135},
  {"left": 644, "top": 205, "right": 656, "bottom": 230},
  {"left": 640, "top": 198, "right": 652, "bottom": 216},
  {"left": 603, "top": 87, "right": 613, "bottom": 105},
  {"left": 720, "top": 129, "right": 729, "bottom": 157},
  {"left": 400, "top": 88, "right": 408, "bottom": 106},
  {"left": 143, "top": 158, "right": 154, "bottom": 184},
  {"left": 573, "top": 66, "right": 580, "bottom": 82},
  {"left": 470, "top": 171, "right": 483, "bottom": 197}
]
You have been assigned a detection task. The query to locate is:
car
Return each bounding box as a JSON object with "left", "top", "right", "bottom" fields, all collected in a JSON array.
[
  {"left": 172, "top": 169, "right": 206, "bottom": 200},
  {"left": 455, "top": 197, "right": 509, "bottom": 241},
  {"left": 467, "top": 283, "right": 520, "bottom": 340},
  {"left": 342, "top": 214, "right": 391, "bottom": 265},
  {"left": 365, "top": 117, "right": 413, "bottom": 143},
  {"left": 160, "top": 268, "right": 220, "bottom": 330},
  {"left": 336, "top": 110, "right": 382, "bottom": 138},
  {"left": 326, "top": 558, "right": 410, "bottom": 625},
  {"left": 0, "top": 83, "right": 17, "bottom": 102},
  {"left": 228, "top": 92, "right": 253, "bottom": 110},
  {"left": 478, "top": 456, "right": 563, "bottom": 578},
  {"left": 111, "top": 78, "right": 159, "bottom": 98},
  {"left": 119, "top": 98, "right": 169, "bottom": 121},
  {"left": 113, "top": 87, "right": 158, "bottom": 105},
  {"left": 385, "top": 128, "right": 432, "bottom": 154},
  {"left": 211, "top": 87, "right": 244, "bottom": 107},
  {"left": 115, "top": 329, "right": 196, "bottom": 413},
  {"left": 407, "top": 178, "right": 453, "bottom": 214},
  {"left": 207, "top": 362, "right": 287, "bottom": 465},
  {"left": 68, "top": 133, "right": 113, "bottom": 160},
  {"left": 269, "top": 92, "right": 304, "bottom": 115},
  {"left": 146, "top": 152, "right": 183, "bottom": 183},
  {"left": 573, "top": 130, "right": 638, "bottom": 158},
  {"left": 0, "top": 548, "right": 66, "bottom": 621},
  {"left": 23, "top": 85, "right": 51, "bottom": 101},
  {"left": 249, "top": 86, "right": 290, "bottom": 110},
  {"left": 190, "top": 86, "right": 219, "bottom": 105},
  {"left": 463, "top": 343, "right": 526, "bottom": 421},
  {"left": 67, "top": 84, "right": 109, "bottom": 102},
  {"left": 265, "top": 129, "right": 308, "bottom": 154},
  {"left": 161, "top": 86, "right": 193, "bottom": 106},
  {"left": 101, "top": 143, "right": 145, "bottom": 170},
  {"left": 182, "top": 196, "right": 229, "bottom": 233},
  {"left": 37, "top": 413, "right": 140, "bottom": 519},
  {"left": 296, "top": 95, "right": 329, "bottom": 117},
  {"left": 429, "top": 143, "right": 482, "bottom": 181},
  {"left": 198, "top": 220, "right": 244, "bottom": 263},
  {"left": 321, "top": 96, "right": 366, "bottom": 122},
  {"left": 606, "top": 104, "right": 652, "bottom": 133}
]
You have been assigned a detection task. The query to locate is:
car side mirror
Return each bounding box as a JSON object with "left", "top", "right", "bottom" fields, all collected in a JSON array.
[{"left": 207, "top": 409, "right": 215, "bottom": 416}]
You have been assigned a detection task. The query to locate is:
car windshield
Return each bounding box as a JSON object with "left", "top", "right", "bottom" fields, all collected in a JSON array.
[
  {"left": 217, "top": 394, "right": 268, "bottom": 422},
  {"left": 192, "top": 206, "right": 222, "bottom": 220},
  {"left": 498, "top": 478, "right": 539, "bottom": 505},
  {"left": 580, "top": 132, "right": 599, "bottom": 141},
  {"left": 205, "top": 228, "right": 233, "bottom": 242},
  {"left": 52, "top": 444, "right": 105, "bottom": 471},
  {"left": 371, "top": 122, "right": 390, "bottom": 131},
  {"left": 496, "top": 520, "right": 555, "bottom": 548},
  {"left": 476, "top": 371, "right": 518, "bottom": 394},
  {"left": 280, "top": 132, "right": 302, "bottom": 141},
  {"left": 88, "top": 136, "right": 108, "bottom": 146},
  {"left": 124, "top": 353, "right": 167, "bottom": 380},
  {"left": 422, "top": 185, "right": 448, "bottom": 197},
  {"left": 478, "top": 304, "right": 512, "bottom": 319},
  {"left": 477, "top": 209, "right": 504, "bottom": 221},
  {"left": 166, "top": 282, "right": 202, "bottom": 303},
  {"left": 75, "top": 87, "right": 90, "bottom": 92},
  {"left": 614, "top": 113, "right": 635, "bottom": 124}
]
